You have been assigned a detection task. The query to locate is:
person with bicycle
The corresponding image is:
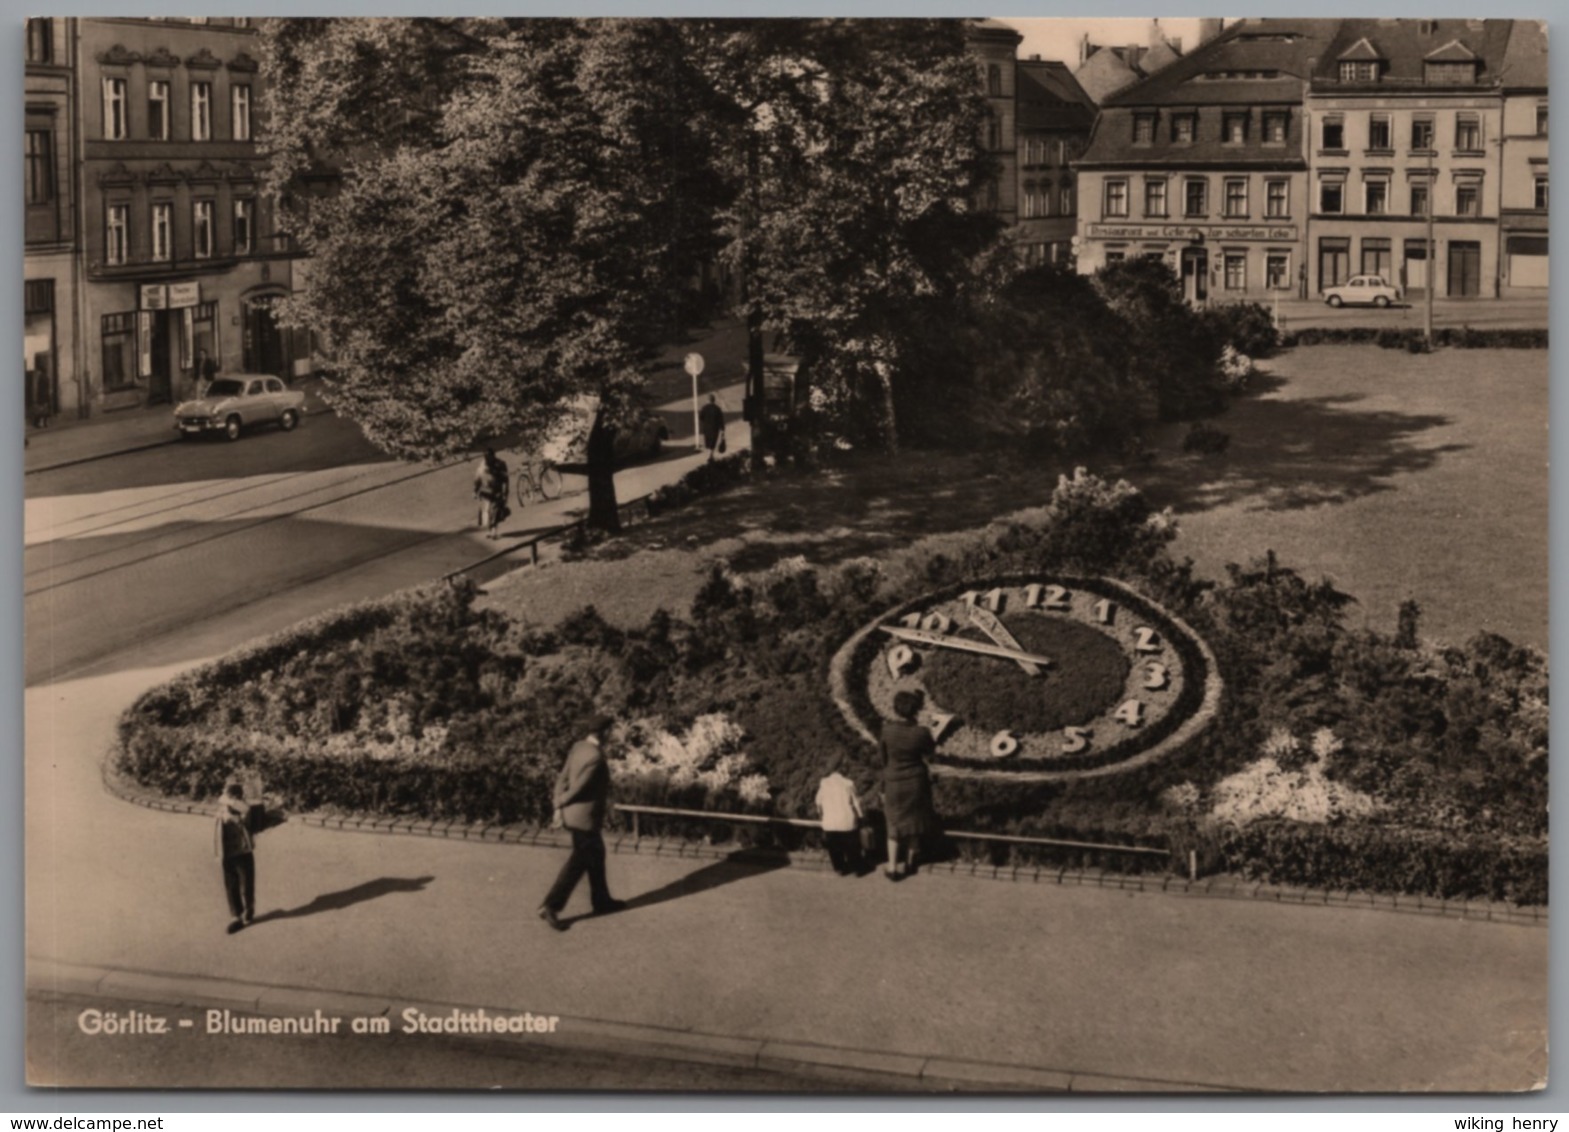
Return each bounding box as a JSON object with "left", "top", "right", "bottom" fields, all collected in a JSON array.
[{"left": 473, "top": 448, "right": 510, "bottom": 539}]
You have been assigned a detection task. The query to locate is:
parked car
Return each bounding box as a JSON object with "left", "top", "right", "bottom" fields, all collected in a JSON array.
[
  {"left": 174, "top": 375, "right": 306, "bottom": 441},
  {"left": 1323, "top": 275, "right": 1401, "bottom": 308}
]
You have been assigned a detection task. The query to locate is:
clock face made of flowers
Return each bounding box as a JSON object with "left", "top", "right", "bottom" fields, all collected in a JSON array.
[{"left": 831, "top": 576, "right": 1222, "bottom": 781}]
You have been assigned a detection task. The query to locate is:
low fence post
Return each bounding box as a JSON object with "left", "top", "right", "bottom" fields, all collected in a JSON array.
[
  {"left": 1188, "top": 849, "right": 1198, "bottom": 882},
  {"left": 632, "top": 810, "right": 641, "bottom": 843}
]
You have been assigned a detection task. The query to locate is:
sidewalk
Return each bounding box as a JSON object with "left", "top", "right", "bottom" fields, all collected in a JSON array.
[{"left": 24, "top": 376, "right": 336, "bottom": 476}]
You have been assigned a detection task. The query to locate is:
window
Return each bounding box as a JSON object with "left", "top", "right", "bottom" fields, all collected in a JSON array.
[
  {"left": 1144, "top": 179, "right": 1168, "bottom": 218},
  {"left": 102, "top": 312, "right": 137, "bottom": 390},
  {"left": 1455, "top": 184, "right": 1479, "bottom": 216},
  {"left": 103, "top": 77, "right": 128, "bottom": 140},
  {"left": 1104, "top": 180, "right": 1129, "bottom": 218},
  {"left": 1455, "top": 115, "right": 1481, "bottom": 151},
  {"left": 26, "top": 18, "right": 52, "bottom": 63},
  {"left": 1224, "top": 178, "right": 1248, "bottom": 218},
  {"left": 105, "top": 204, "right": 129, "bottom": 265},
  {"left": 151, "top": 203, "right": 172, "bottom": 262},
  {"left": 1224, "top": 253, "right": 1247, "bottom": 290},
  {"left": 1410, "top": 182, "right": 1429, "bottom": 216},
  {"left": 1266, "top": 251, "right": 1291, "bottom": 290},
  {"left": 1321, "top": 118, "right": 1345, "bottom": 150},
  {"left": 193, "top": 200, "right": 214, "bottom": 258},
  {"left": 1339, "top": 60, "right": 1379, "bottom": 82},
  {"left": 1534, "top": 177, "right": 1548, "bottom": 211},
  {"left": 1536, "top": 104, "right": 1548, "bottom": 137},
  {"left": 234, "top": 198, "right": 255, "bottom": 251},
  {"left": 1172, "top": 114, "right": 1196, "bottom": 143},
  {"left": 1265, "top": 179, "right": 1289, "bottom": 218},
  {"left": 1222, "top": 113, "right": 1248, "bottom": 144},
  {"left": 1021, "top": 182, "right": 1038, "bottom": 219},
  {"left": 1425, "top": 61, "right": 1476, "bottom": 85},
  {"left": 1368, "top": 114, "right": 1392, "bottom": 150},
  {"left": 1320, "top": 181, "right": 1344, "bottom": 214},
  {"left": 1133, "top": 114, "right": 1157, "bottom": 144},
  {"left": 1410, "top": 117, "right": 1434, "bottom": 150},
  {"left": 26, "top": 130, "right": 53, "bottom": 204},
  {"left": 987, "top": 64, "right": 1002, "bottom": 97},
  {"left": 1060, "top": 183, "right": 1073, "bottom": 215},
  {"left": 1263, "top": 112, "right": 1288, "bottom": 144},
  {"left": 986, "top": 117, "right": 1002, "bottom": 151},
  {"left": 1105, "top": 249, "right": 1126, "bottom": 265},
  {"left": 191, "top": 82, "right": 212, "bottom": 141},
  {"left": 1184, "top": 178, "right": 1208, "bottom": 217},
  {"left": 148, "top": 80, "right": 170, "bottom": 141},
  {"left": 1361, "top": 237, "right": 1391, "bottom": 280},
  {"left": 1365, "top": 180, "right": 1388, "bottom": 215},
  {"left": 1037, "top": 181, "right": 1052, "bottom": 217}
]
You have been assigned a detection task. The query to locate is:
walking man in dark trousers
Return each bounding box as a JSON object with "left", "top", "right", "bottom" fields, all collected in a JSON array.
[
  {"left": 539, "top": 715, "right": 626, "bottom": 930},
  {"left": 699, "top": 393, "right": 726, "bottom": 461},
  {"left": 215, "top": 780, "right": 256, "bottom": 934}
]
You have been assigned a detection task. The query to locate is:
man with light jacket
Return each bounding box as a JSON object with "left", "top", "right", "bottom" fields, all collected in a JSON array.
[{"left": 539, "top": 715, "right": 626, "bottom": 931}]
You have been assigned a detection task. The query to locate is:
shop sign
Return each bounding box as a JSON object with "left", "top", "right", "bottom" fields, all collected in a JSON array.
[
  {"left": 139, "top": 284, "right": 168, "bottom": 311},
  {"left": 168, "top": 281, "right": 200, "bottom": 309},
  {"left": 1087, "top": 222, "right": 1298, "bottom": 242}
]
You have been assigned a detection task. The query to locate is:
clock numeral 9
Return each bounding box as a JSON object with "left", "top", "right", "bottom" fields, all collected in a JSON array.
[
  {"left": 886, "top": 644, "right": 916, "bottom": 678},
  {"left": 1114, "top": 700, "right": 1145, "bottom": 727},
  {"left": 1061, "top": 726, "right": 1091, "bottom": 754},
  {"left": 1134, "top": 627, "right": 1162, "bottom": 653},
  {"left": 1093, "top": 599, "right": 1116, "bottom": 625},
  {"left": 1143, "top": 662, "right": 1170, "bottom": 691},
  {"left": 989, "top": 730, "right": 1020, "bottom": 759},
  {"left": 1024, "top": 583, "right": 1071, "bottom": 611}
]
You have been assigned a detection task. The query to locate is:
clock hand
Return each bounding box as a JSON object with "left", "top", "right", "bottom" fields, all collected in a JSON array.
[
  {"left": 966, "top": 606, "right": 1043, "bottom": 676},
  {"left": 879, "top": 624, "right": 1053, "bottom": 672}
]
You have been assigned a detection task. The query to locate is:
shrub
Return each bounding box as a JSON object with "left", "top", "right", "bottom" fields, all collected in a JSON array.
[
  {"left": 1204, "top": 301, "right": 1280, "bottom": 358},
  {"left": 1182, "top": 422, "right": 1231, "bottom": 456},
  {"left": 1095, "top": 257, "right": 1228, "bottom": 420}
]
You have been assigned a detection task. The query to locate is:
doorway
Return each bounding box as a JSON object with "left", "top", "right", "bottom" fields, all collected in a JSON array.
[
  {"left": 1447, "top": 241, "right": 1481, "bottom": 297},
  {"left": 1402, "top": 239, "right": 1430, "bottom": 296},
  {"left": 243, "top": 294, "right": 289, "bottom": 380},
  {"left": 148, "top": 310, "right": 172, "bottom": 404},
  {"left": 1318, "top": 238, "right": 1350, "bottom": 292},
  {"left": 1180, "top": 247, "right": 1208, "bottom": 305}
]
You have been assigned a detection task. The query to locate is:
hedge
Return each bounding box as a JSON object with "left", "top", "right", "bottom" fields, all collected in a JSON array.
[{"left": 1280, "top": 326, "right": 1547, "bottom": 350}]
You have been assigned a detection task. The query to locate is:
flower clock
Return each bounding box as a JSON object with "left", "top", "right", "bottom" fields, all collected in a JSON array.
[{"left": 831, "top": 576, "right": 1223, "bottom": 781}]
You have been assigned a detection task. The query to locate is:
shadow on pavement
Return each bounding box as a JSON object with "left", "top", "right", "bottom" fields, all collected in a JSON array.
[
  {"left": 563, "top": 849, "right": 789, "bottom": 926},
  {"left": 253, "top": 876, "right": 435, "bottom": 925}
]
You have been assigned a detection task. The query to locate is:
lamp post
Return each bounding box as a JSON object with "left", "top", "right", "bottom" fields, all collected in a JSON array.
[{"left": 1424, "top": 144, "right": 1436, "bottom": 345}]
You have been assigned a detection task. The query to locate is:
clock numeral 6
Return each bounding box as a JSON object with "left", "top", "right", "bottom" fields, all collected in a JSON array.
[
  {"left": 1061, "top": 726, "right": 1091, "bottom": 754},
  {"left": 1024, "top": 583, "right": 1071, "bottom": 611},
  {"left": 1143, "top": 662, "right": 1170, "bottom": 691},
  {"left": 1114, "top": 700, "right": 1145, "bottom": 727},
  {"left": 886, "top": 644, "right": 917, "bottom": 678},
  {"left": 929, "top": 712, "right": 958, "bottom": 743},
  {"left": 989, "top": 730, "right": 1020, "bottom": 759},
  {"left": 1134, "top": 627, "right": 1162, "bottom": 653}
]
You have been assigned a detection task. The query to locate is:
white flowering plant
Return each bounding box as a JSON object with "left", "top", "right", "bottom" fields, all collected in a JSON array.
[{"left": 609, "top": 713, "right": 772, "bottom": 811}]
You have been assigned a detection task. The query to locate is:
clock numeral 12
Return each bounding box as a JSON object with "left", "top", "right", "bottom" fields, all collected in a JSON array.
[
  {"left": 1062, "top": 726, "right": 1091, "bottom": 754},
  {"left": 989, "top": 730, "right": 1020, "bottom": 759},
  {"left": 1024, "top": 584, "right": 1071, "bottom": 611},
  {"left": 886, "top": 644, "right": 916, "bottom": 678},
  {"left": 1114, "top": 700, "right": 1145, "bottom": 727}
]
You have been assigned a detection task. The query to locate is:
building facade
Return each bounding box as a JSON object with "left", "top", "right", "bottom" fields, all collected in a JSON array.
[
  {"left": 74, "top": 17, "right": 309, "bottom": 414},
  {"left": 969, "top": 20, "right": 1023, "bottom": 228},
  {"left": 1014, "top": 58, "right": 1096, "bottom": 266},
  {"left": 25, "top": 17, "right": 81, "bottom": 420},
  {"left": 1074, "top": 20, "right": 1340, "bottom": 304},
  {"left": 1497, "top": 20, "right": 1548, "bottom": 295},
  {"left": 1305, "top": 20, "right": 1512, "bottom": 299}
]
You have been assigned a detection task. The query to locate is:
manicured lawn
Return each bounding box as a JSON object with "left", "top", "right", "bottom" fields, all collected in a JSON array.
[{"left": 481, "top": 345, "right": 1547, "bottom": 653}]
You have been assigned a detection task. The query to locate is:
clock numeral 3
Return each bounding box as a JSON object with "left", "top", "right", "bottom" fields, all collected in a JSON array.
[
  {"left": 1143, "top": 662, "right": 1170, "bottom": 690},
  {"left": 989, "top": 730, "right": 1020, "bottom": 759}
]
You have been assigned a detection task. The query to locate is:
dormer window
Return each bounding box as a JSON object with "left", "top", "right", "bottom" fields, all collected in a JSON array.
[
  {"left": 1172, "top": 114, "right": 1196, "bottom": 143},
  {"left": 1222, "top": 112, "right": 1248, "bottom": 144},
  {"left": 1339, "top": 61, "right": 1380, "bottom": 82},
  {"left": 1425, "top": 60, "right": 1478, "bottom": 85},
  {"left": 1133, "top": 113, "right": 1157, "bottom": 145}
]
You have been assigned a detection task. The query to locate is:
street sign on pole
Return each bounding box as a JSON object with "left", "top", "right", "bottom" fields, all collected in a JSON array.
[{"left": 684, "top": 353, "right": 705, "bottom": 448}]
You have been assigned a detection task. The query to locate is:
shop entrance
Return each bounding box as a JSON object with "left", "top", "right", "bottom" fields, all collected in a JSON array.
[
  {"left": 1179, "top": 247, "right": 1208, "bottom": 305},
  {"left": 243, "top": 294, "right": 289, "bottom": 380},
  {"left": 1318, "top": 238, "right": 1350, "bottom": 292},
  {"left": 147, "top": 310, "right": 173, "bottom": 405},
  {"left": 1447, "top": 241, "right": 1481, "bottom": 297}
]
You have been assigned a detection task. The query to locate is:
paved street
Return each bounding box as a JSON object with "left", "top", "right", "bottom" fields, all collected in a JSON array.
[{"left": 1271, "top": 294, "right": 1547, "bottom": 332}]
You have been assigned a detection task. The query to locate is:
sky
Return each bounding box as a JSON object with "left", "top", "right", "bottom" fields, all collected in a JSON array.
[{"left": 1000, "top": 18, "right": 1215, "bottom": 67}]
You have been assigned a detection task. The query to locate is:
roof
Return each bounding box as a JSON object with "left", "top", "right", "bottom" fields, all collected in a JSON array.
[
  {"left": 1102, "top": 18, "right": 1338, "bottom": 107},
  {"left": 967, "top": 18, "right": 1023, "bottom": 46},
  {"left": 1310, "top": 19, "right": 1513, "bottom": 88},
  {"left": 1339, "top": 37, "right": 1384, "bottom": 61},
  {"left": 1500, "top": 19, "right": 1548, "bottom": 90},
  {"left": 1016, "top": 59, "right": 1097, "bottom": 129}
]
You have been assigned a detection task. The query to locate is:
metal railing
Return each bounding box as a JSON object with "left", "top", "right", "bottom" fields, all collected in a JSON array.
[{"left": 613, "top": 803, "right": 1189, "bottom": 877}]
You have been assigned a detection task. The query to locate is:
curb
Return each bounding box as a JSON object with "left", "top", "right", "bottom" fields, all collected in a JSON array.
[
  {"left": 99, "top": 762, "right": 1546, "bottom": 927},
  {"left": 26, "top": 958, "right": 1244, "bottom": 1093}
]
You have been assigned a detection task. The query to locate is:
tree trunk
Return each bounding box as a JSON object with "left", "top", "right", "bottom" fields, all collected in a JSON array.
[
  {"left": 874, "top": 357, "right": 899, "bottom": 454},
  {"left": 585, "top": 413, "right": 621, "bottom": 534}
]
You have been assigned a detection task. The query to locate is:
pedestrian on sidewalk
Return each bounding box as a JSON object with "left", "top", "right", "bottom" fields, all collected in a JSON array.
[
  {"left": 196, "top": 348, "right": 220, "bottom": 390},
  {"left": 214, "top": 780, "right": 256, "bottom": 934},
  {"left": 815, "top": 760, "right": 865, "bottom": 876},
  {"left": 473, "top": 448, "right": 510, "bottom": 539},
  {"left": 879, "top": 690, "right": 941, "bottom": 882},
  {"left": 699, "top": 394, "right": 726, "bottom": 461},
  {"left": 539, "top": 715, "right": 626, "bottom": 931}
]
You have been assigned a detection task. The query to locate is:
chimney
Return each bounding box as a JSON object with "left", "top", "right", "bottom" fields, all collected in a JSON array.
[
  {"left": 1196, "top": 19, "right": 1224, "bottom": 48},
  {"left": 1079, "top": 32, "right": 1091, "bottom": 67},
  {"left": 1029, "top": 53, "right": 1041, "bottom": 61},
  {"left": 1149, "top": 18, "right": 1164, "bottom": 52}
]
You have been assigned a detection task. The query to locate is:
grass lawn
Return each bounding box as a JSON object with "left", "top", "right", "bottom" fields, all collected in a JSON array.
[{"left": 481, "top": 344, "right": 1547, "bottom": 653}]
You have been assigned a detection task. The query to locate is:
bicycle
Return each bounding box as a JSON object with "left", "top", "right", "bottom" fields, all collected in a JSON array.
[{"left": 514, "top": 458, "right": 563, "bottom": 506}]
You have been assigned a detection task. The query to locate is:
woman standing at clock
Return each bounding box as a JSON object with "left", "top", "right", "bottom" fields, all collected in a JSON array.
[{"left": 880, "top": 689, "right": 941, "bottom": 881}]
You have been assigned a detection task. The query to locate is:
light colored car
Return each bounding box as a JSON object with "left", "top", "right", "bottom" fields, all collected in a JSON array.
[
  {"left": 174, "top": 374, "right": 306, "bottom": 441},
  {"left": 1323, "top": 275, "right": 1401, "bottom": 308}
]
